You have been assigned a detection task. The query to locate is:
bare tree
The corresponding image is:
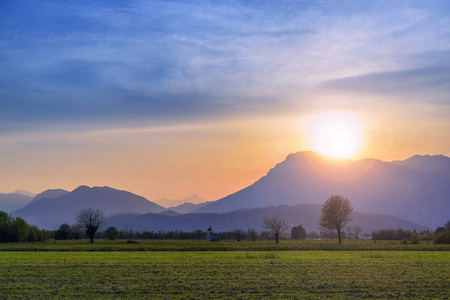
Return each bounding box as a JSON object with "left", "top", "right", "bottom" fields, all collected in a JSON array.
[
  {"left": 353, "top": 225, "right": 362, "bottom": 240},
  {"left": 75, "top": 208, "right": 105, "bottom": 243},
  {"left": 262, "top": 215, "right": 290, "bottom": 243},
  {"left": 318, "top": 195, "right": 353, "bottom": 244}
]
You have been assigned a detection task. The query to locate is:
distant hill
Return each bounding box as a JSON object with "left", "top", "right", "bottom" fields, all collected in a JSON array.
[
  {"left": 31, "top": 189, "right": 69, "bottom": 203},
  {"left": 13, "top": 190, "right": 36, "bottom": 198},
  {"left": 196, "top": 151, "right": 450, "bottom": 228},
  {"left": 12, "top": 186, "right": 166, "bottom": 230},
  {"left": 168, "top": 201, "right": 212, "bottom": 214},
  {"left": 106, "top": 204, "right": 429, "bottom": 233},
  {"left": 154, "top": 195, "right": 206, "bottom": 208},
  {"left": 0, "top": 193, "right": 33, "bottom": 212}
]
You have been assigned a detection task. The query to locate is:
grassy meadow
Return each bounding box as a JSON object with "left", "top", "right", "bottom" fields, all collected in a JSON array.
[
  {"left": 0, "top": 238, "right": 448, "bottom": 251},
  {"left": 0, "top": 250, "right": 448, "bottom": 299},
  {"left": 0, "top": 240, "right": 449, "bottom": 298}
]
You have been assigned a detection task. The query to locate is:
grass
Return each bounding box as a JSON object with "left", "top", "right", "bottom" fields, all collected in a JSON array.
[
  {"left": 0, "top": 250, "right": 448, "bottom": 299},
  {"left": 0, "top": 238, "right": 448, "bottom": 251}
]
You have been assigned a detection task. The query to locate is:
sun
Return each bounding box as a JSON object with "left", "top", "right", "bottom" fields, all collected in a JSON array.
[{"left": 303, "top": 112, "right": 363, "bottom": 159}]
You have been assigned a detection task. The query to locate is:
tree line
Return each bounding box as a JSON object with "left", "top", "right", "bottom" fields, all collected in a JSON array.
[
  {"left": 3, "top": 195, "right": 449, "bottom": 244},
  {"left": 0, "top": 211, "right": 48, "bottom": 242}
]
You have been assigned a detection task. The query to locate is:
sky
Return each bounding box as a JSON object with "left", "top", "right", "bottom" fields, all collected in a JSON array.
[{"left": 1, "top": 0, "right": 450, "bottom": 202}]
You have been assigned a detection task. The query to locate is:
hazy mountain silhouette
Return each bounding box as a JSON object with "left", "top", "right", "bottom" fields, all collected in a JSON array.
[
  {"left": 154, "top": 194, "right": 206, "bottom": 208},
  {"left": 196, "top": 151, "right": 450, "bottom": 228},
  {"left": 12, "top": 185, "right": 165, "bottom": 229},
  {"left": 168, "top": 201, "right": 212, "bottom": 214},
  {"left": 106, "top": 204, "right": 429, "bottom": 233},
  {"left": 0, "top": 193, "right": 33, "bottom": 212},
  {"left": 31, "top": 189, "right": 69, "bottom": 203},
  {"left": 13, "top": 190, "right": 36, "bottom": 198}
]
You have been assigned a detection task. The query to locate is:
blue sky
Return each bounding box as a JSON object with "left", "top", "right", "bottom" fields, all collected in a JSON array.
[{"left": 1, "top": 0, "right": 450, "bottom": 200}]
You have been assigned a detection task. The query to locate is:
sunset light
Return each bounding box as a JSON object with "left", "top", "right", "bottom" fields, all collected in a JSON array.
[{"left": 304, "top": 112, "right": 363, "bottom": 159}]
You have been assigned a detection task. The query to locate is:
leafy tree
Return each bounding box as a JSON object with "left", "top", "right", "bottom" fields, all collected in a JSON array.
[
  {"left": 434, "top": 222, "right": 450, "bottom": 244},
  {"left": 104, "top": 226, "right": 119, "bottom": 240},
  {"left": 291, "top": 224, "right": 307, "bottom": 239},
  {"left": 262, "top": 215, "right": 290, "bottom": 243},
  {"left": 345, "top": 226, "right": 352, "bottom": 239},
  {"left": 75, "top": 208, "right": 106, "bottom": 243},
  {"left": 55, "top": 223, "right": 73, "bottom": 240},
  {"left": 353, "top": 226, "right": 362, "bottom": 240},
  {"left": 233, "top": 229, "right": 245, "bottom": 242},
  {"left": 247, "top": 228, "right": 258, "bottom": 241},
  {"left": 0, "top": 211, "right": 47, "bottom": 243},
  {"left": 71, "top": 224, "right": 85, "bottom": 240},
  {"left": 0, "top": 211, "right": 13, "bottom": 242},
  {"left": 12, "top": 217, "right": 29, "bottom": 242},
  {"left": 259, "top": 230, "right": 272, "bottom": 240},
  {"left": 318, "top": 195, "right": 353, "bottom": 244},
  {"left": 308, "top": 232, "right": 320, "bottom": 239}
]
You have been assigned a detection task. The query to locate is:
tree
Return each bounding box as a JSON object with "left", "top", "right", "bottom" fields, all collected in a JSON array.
[
  {"left": 318, "top": 195, "right": 353, "bottom": 244},
  {"left": 71, "top": 224, "right": 85, "bottom": 240},
  {"left": 12, "top": 217, "right": 29, "bottom": 242},
  {"left": 75, "top": 208, "right": 106, "bottom": 243},
  {"left": 55, "top": 223, "right": 73, "bottom": 240},
  {"left": 291, "top": 224, "right": 307, "bottom": 239},
  {"left": 262, "top": 215, "right": 290, "bottom": 243},
  {"left": 353, "top": 226, "right": 362, "bottom": 240},
  {"left": 104, "top": 226, "right": 119, "bottom": 240},
  {"left": 247, "top": 228, "right": 258, "bottom": 241}
]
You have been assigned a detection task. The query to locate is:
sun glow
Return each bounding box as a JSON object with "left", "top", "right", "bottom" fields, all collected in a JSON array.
[{"left": 304, "top": 112, "right": 363, "bottom": 159}]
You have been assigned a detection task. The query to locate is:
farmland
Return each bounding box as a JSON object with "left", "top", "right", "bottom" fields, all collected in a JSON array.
[{"left": 0, "top": 240, "right": 449, "bottom": 298}]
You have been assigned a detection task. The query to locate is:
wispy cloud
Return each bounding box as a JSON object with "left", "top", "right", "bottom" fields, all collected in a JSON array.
[{"left": 1, "top": 0, "right": 450, "bottom": 136}]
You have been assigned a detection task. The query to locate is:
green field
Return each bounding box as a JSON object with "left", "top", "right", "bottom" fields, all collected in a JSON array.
[
  {"left": 0, "top": 241, "right": 449, "bottom": 299},
  {"left": 0, "top": 239, "right": 449, "bottom": 251}
]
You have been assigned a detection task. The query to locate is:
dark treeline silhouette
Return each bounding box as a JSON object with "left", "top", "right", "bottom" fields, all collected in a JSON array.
[
  {"left": 101, "top": 229, "right": 259, "bottom": 241},
  {"left": 372, "top": 229, "right": 412, "bottom": 240},
  {"left": 372, "top": 228, "right": 435, "bottom": 244},
  {"left": 434, "top": 221, "right": 450, "bottom": 244},
  {"left": 0, "top": 211, "right": 48, "bottom": 242}
]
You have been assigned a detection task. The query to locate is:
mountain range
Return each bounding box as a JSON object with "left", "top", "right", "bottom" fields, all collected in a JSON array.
[
  {"left": 12, "top": 186, "right": 165, "bottom": 229},
  {"left": 196, "top": 152, "right": 450, "bottom": 228},
  {"left": 6, "top": 151, "right": 449, "bottom": 231},
  {"left": 0, "top": 193, "right": 33, "bottom": 212},
  {"left": 105, "top": 204, "right": 429, "bottom": 234}
]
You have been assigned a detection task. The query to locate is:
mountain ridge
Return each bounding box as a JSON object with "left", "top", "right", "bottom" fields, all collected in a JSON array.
[
  {"left": 12, "top": 185, "right": 165, "bottom": 229},
  {"left": 106, "top": 203, "right": 429, "bottom": 233},
  {"left": 195, "top": 151, "right": 450, "bottom": 228}
]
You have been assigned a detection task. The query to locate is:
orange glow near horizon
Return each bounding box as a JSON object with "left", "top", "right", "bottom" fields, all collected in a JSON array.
[{"left": 303, "top": 112, "right": 364, "bottom": 159}]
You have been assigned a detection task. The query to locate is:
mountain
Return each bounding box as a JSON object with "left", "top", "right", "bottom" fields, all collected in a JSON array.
[
  {"left": 0, "top": 193, "right": 33, "bottom": 212},
  {"left": 13, "top": 190, "right": 36, "bottom": 198},
  {"left": 12, "top": 185, "right": 166, "bottom": 230},
  {"left": 168, "top": 201, "right": 212, "bottom": 214},
  {"left": 154, "top": 195, "right": 206, "bottom": 208},
  {"left": 106, "top": 204, "right": 429, "bottom": 233},
  {"left": 196, "top": 151, "right": 450, "bottom": 228},
  {"left": 31, "top": 189, "right": 69, "bottom": 203}
]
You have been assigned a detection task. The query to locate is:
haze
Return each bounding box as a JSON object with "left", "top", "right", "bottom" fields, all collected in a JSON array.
[{"left": 1, "top": 1, "right": 449, "bottom": 202}]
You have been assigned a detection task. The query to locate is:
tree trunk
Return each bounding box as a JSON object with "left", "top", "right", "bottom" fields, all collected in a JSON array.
[
  {"left": 89, "top": 235, "right": 94, "bottom": 243},
  {"left": 337, "top": 229, "right": 342, "bottom": 244},
  {"left": 275, "top": 233, "right": 279, "bottom": 243}
]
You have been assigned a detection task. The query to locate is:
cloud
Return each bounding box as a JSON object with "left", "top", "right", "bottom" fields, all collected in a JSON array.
[
  {"left": 324, "top": 63, "right": 450, "bottom": 103},
  {"left": 1, "top": 0, "right": 450, "bottom": 136}
]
